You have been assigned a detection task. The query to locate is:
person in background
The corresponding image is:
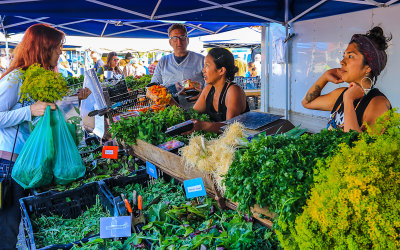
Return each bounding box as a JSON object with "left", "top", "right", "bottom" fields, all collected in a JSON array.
[
  {"left": 234, "top": 54, "right": 246, "bottom": 77},
  {"left": 302, "top": 26, "right": 391, "bottom": 132},
  {"left": 132, "top": 58, "right": 146, "bottom": 77},
  {"left": 151, "top": 24, "right": 205, "bottom": 97},
  {"left": 140, "top": 59, "right": 149, "bottom": 75},
  {"left": 122, "top": 57, "right": 135, "bottom": 77},
  {"left": 90, "top": 51, "right": 105, "bottom": 72},
  {"left": 0, "top": 23, "right": 62, "bottom": 248},
  {"left": 97, "top": 52, "right": 123, "bottom": 79},
  {"left": 148, "top": 60, "right": 158, "bottom": 75},
  {"left": 119, "top": 52, "right": 133, "bottom": 70},
  {"left": 254, "top": 54, "right": 261, "bottom": 76},
  {"left": 58, "top": 51, "right": 75, "bottom": 77},
  {"left": 245, "top": 61, "right": 257, "bottom": 77},
  {"left": 185, "top": 48, "right": 249, "bottom": 134}
]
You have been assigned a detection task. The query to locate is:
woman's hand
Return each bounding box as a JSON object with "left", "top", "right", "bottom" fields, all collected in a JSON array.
[
  {"left": 30, "top": 101, "right": 56, "bottom": 117},
  {"left": 323, "top": 68, "right": 344, "bottom": 84},
  {"left": 181, "top": 119, "right": 202, "bottom": 135},
  {"left": 344, "top": 82, "right": 364, "bottom": 102},
  {"left": 77, "top": 87, "right": 92, "bottom": 100}
]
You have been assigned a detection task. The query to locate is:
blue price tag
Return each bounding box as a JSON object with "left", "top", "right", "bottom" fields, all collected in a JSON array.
[
  {"left": 183, "top": 178, "right": 207, "bottom": 199},
  {"left": 146, "top": 161, "right": 158, "bottom": 179},
  {"left": 100, "top": 216, "right": 131, "bottom": 238}
]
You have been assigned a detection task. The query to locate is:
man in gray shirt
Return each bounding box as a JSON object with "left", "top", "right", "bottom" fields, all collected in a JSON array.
[{"left": 151, "top": 24, "right": 205, "bottom": 108}]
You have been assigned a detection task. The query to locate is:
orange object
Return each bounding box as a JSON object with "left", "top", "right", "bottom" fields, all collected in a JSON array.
[
  {"left": 102, "top": 146, "right": 118, "bottom": 159},
  {"left": 138, "top": 195, "right": 143, "bottom": 210},
  {"left": 121, "top": 193, "right": 133, "bottom": 213}
]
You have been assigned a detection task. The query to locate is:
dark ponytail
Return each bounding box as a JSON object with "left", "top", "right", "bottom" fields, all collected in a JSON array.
[{"left": 208, "top": 48, "right": 238, "bottom": 82}]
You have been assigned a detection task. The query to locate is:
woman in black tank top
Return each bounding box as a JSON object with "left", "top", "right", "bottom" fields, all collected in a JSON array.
[
  {"left": 302, "top": 27, "right": 391, "bottom": 132},
  {"left": 184, "top": 48, "right": 249, "bottom": 134}
]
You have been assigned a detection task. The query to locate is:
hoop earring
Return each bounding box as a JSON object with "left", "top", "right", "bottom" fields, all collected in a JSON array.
[{"left": 361, "top": 76, "right": 372, "bottom": 95}]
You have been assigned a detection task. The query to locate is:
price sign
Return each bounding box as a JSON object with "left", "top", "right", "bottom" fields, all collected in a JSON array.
[
  {"left": 183, "top": 178, "right": 206, "bottom": 199},
  {"left": 102, "top": 146, "right": 118, "bottom": 159},
  {"left": 100, "top": 216, "right": 131, "bottom": 238},
  {"left": 146, "top": 161, "right": 158, "bottom": 179}
]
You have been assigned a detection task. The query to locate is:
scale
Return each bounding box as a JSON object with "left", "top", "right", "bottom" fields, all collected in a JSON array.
[{"left": 221, "top": 111, "right": 294, "bottom": 136}]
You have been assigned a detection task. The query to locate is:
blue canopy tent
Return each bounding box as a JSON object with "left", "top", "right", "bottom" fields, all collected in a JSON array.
[{"left": 1, "top": 0, "right": 398, "bottom": 39}]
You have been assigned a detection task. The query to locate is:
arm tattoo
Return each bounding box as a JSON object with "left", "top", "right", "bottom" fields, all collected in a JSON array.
[{"left": 305, "top": 85, "right": 322, "bottom": 103}]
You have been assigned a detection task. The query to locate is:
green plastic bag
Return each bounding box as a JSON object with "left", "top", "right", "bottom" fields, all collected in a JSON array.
[
  {"left": 12, "top": 106, "right": 54, "bottom": 189},
  {"left": 51, "top": 107, "right": 85, "bottom": 185},
  {"left": 66, "top": 122, "right": 79, "bottom": 145}
]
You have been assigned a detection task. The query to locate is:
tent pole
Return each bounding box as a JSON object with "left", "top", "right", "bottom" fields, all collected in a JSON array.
[
  {"left": 285, "top": 0, "right": 290, "bottom": 120},
  {"left": 260, "top": 24, "right": 269, "bottom": 112},
  {"left": 0, "top": 16, "right": 10, "bottom": 63}
]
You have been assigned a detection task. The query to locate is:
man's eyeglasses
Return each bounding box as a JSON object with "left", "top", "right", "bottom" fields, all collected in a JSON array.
[{"left": 169, "top": 35, "right": 188, "bottom": 41}]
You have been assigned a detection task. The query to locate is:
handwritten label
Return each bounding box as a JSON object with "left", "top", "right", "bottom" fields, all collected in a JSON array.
[
  {"left": 146, "top": 161, "right": 158, "bottom": 179},
  {"left": 184, "top": 178, "right": 206, "bottom": 199},
  {"left": 102, "top": 146, "right": 118, "bottom": 159},
  {"left": 100, "top": 216, "right": 131, "bottom": 238}
]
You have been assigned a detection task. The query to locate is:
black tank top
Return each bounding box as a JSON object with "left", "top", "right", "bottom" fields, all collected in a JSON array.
[
  {"left": 205, "top": 82, "right": 250, "bottom": 122},
  {"left": 329, "top": 88, "right": 390, "bottom": 129}
]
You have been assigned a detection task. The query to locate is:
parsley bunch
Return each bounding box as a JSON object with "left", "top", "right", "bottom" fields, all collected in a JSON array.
[
  {"left": 223, "top": 128, "right": 359, "bottom": 245},
  {"left": 20, "top": 63, "right": 69, "bottom": 102}
]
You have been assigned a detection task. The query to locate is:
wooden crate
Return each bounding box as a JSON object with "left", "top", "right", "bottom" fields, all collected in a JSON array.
[
  {"left": 131, "top": 139, "right": 275, "bottom": 228},
  {"left": 131, "top": 139, "right": 215, "bottom": 194}
]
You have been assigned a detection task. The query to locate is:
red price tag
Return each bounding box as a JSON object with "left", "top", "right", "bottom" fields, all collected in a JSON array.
[{"left": 102, "top": 146, "right": 118, "bottom": 159}]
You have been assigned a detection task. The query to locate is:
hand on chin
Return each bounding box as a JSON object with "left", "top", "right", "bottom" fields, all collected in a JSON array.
[{"left": 344, "top": 82, "right": 364, "bottom": 101}]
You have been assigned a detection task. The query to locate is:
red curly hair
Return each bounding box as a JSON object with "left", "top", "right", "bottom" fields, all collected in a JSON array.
[{"left": 0, "top": 23, "right": 65, "bottom": 79}]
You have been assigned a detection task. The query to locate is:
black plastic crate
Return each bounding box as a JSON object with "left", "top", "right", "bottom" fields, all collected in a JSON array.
[
  {"left": 109, "top": 88, "right": 146, "bottom": 104},
  {"left": 20, "top": 182, "right": 114, "bottom": 250},
  {"left": 99, "top": 169, "right": 149, "bottom": 203},
  {"left": 105, "top": 80, "right": 128, "bottom": 98}
]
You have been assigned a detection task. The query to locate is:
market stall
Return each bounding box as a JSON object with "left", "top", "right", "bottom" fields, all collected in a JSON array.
[{"left": 1, "top": 1, "right": 400, "bottom": 249}]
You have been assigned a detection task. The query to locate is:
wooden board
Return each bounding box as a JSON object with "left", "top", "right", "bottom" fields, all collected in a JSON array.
[
  {"left": 131, "top": 139, "right": 215, "bottom": 194},
  {"left": 131, "top": 139, "right": 275, "bottom": 228},
  {"left": 244, "top": 89, "right": 261, "bottom": 97}
]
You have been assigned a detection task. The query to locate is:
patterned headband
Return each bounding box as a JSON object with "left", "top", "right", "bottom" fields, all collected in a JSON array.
[{"left": 350, "top": 34, "right": 387, "bottom": 77}]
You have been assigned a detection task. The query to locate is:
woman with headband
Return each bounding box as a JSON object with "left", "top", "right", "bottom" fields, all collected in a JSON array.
[{"left": 302, "top": 27, "right": 391, "bottom": 132}]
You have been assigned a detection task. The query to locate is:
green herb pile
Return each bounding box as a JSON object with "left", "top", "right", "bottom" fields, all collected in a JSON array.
[
  {"left": 20, "top": 63, "right": 69, "bottom": 102},
  {"left": 110, "top": 105, "right": 217, "bottom": 146},
  {"left": 64, "top": 75, "right": 84, "bottom": 95},
  {"left": 33, "top": 196, "right": 110, "bottom": 248},
  {"left": 125, "top": 75, "right": 152, "bottom": 90},
  {"left": 223, "top": 129, "right": 359, "bottom": 243},
  {"left": 286, "top": 110, "right": 400, "bottom": 249},
  {"left": 65, "top": 75, "right": 84, "bottom": 87},
  {"left": 116, "top": 179, "right": 277, "bottom": 249}
]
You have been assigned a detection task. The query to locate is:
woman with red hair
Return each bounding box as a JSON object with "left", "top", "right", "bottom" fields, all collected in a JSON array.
[{"left": 0, "top": 23, "right": 63, "bottom": 248}]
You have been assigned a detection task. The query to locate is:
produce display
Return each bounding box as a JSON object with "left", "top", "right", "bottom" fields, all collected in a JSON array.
[
  {"left": 180, "top": 122, "right": 246, "bottom": 192},
  {"left": 223, "top": 128, "right": 359, "bottom": 243},
  {"left": 32, "top": 196, "right": 110, "bottom": 248},
  {"left": 72, "top": 178, "right": 277, "bottom": 249},
  {"left": 20, "top": 63, "right": 69, "bottom": 102},
  {"left": 286, "top": 110, "right": 400, "bottom": 249},
  {"left": 146, "top": 85, "right": 171, "bottom": 106},
  {"left": 15, "top": 62, "right": 400, "bottom": 249},
  {"left": 110, "top": 105, "right": 216, "bottom": 146},
  {"left": 65, "top": 74, "right": 85, "bottom": 87},
  {"left": 125, "top": 74, "right": 152, "bottom": 90}
]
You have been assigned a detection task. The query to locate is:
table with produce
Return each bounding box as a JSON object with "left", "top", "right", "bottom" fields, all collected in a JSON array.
[{"left": 13, "top": 70, "right": 400, "bottom": 249}]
